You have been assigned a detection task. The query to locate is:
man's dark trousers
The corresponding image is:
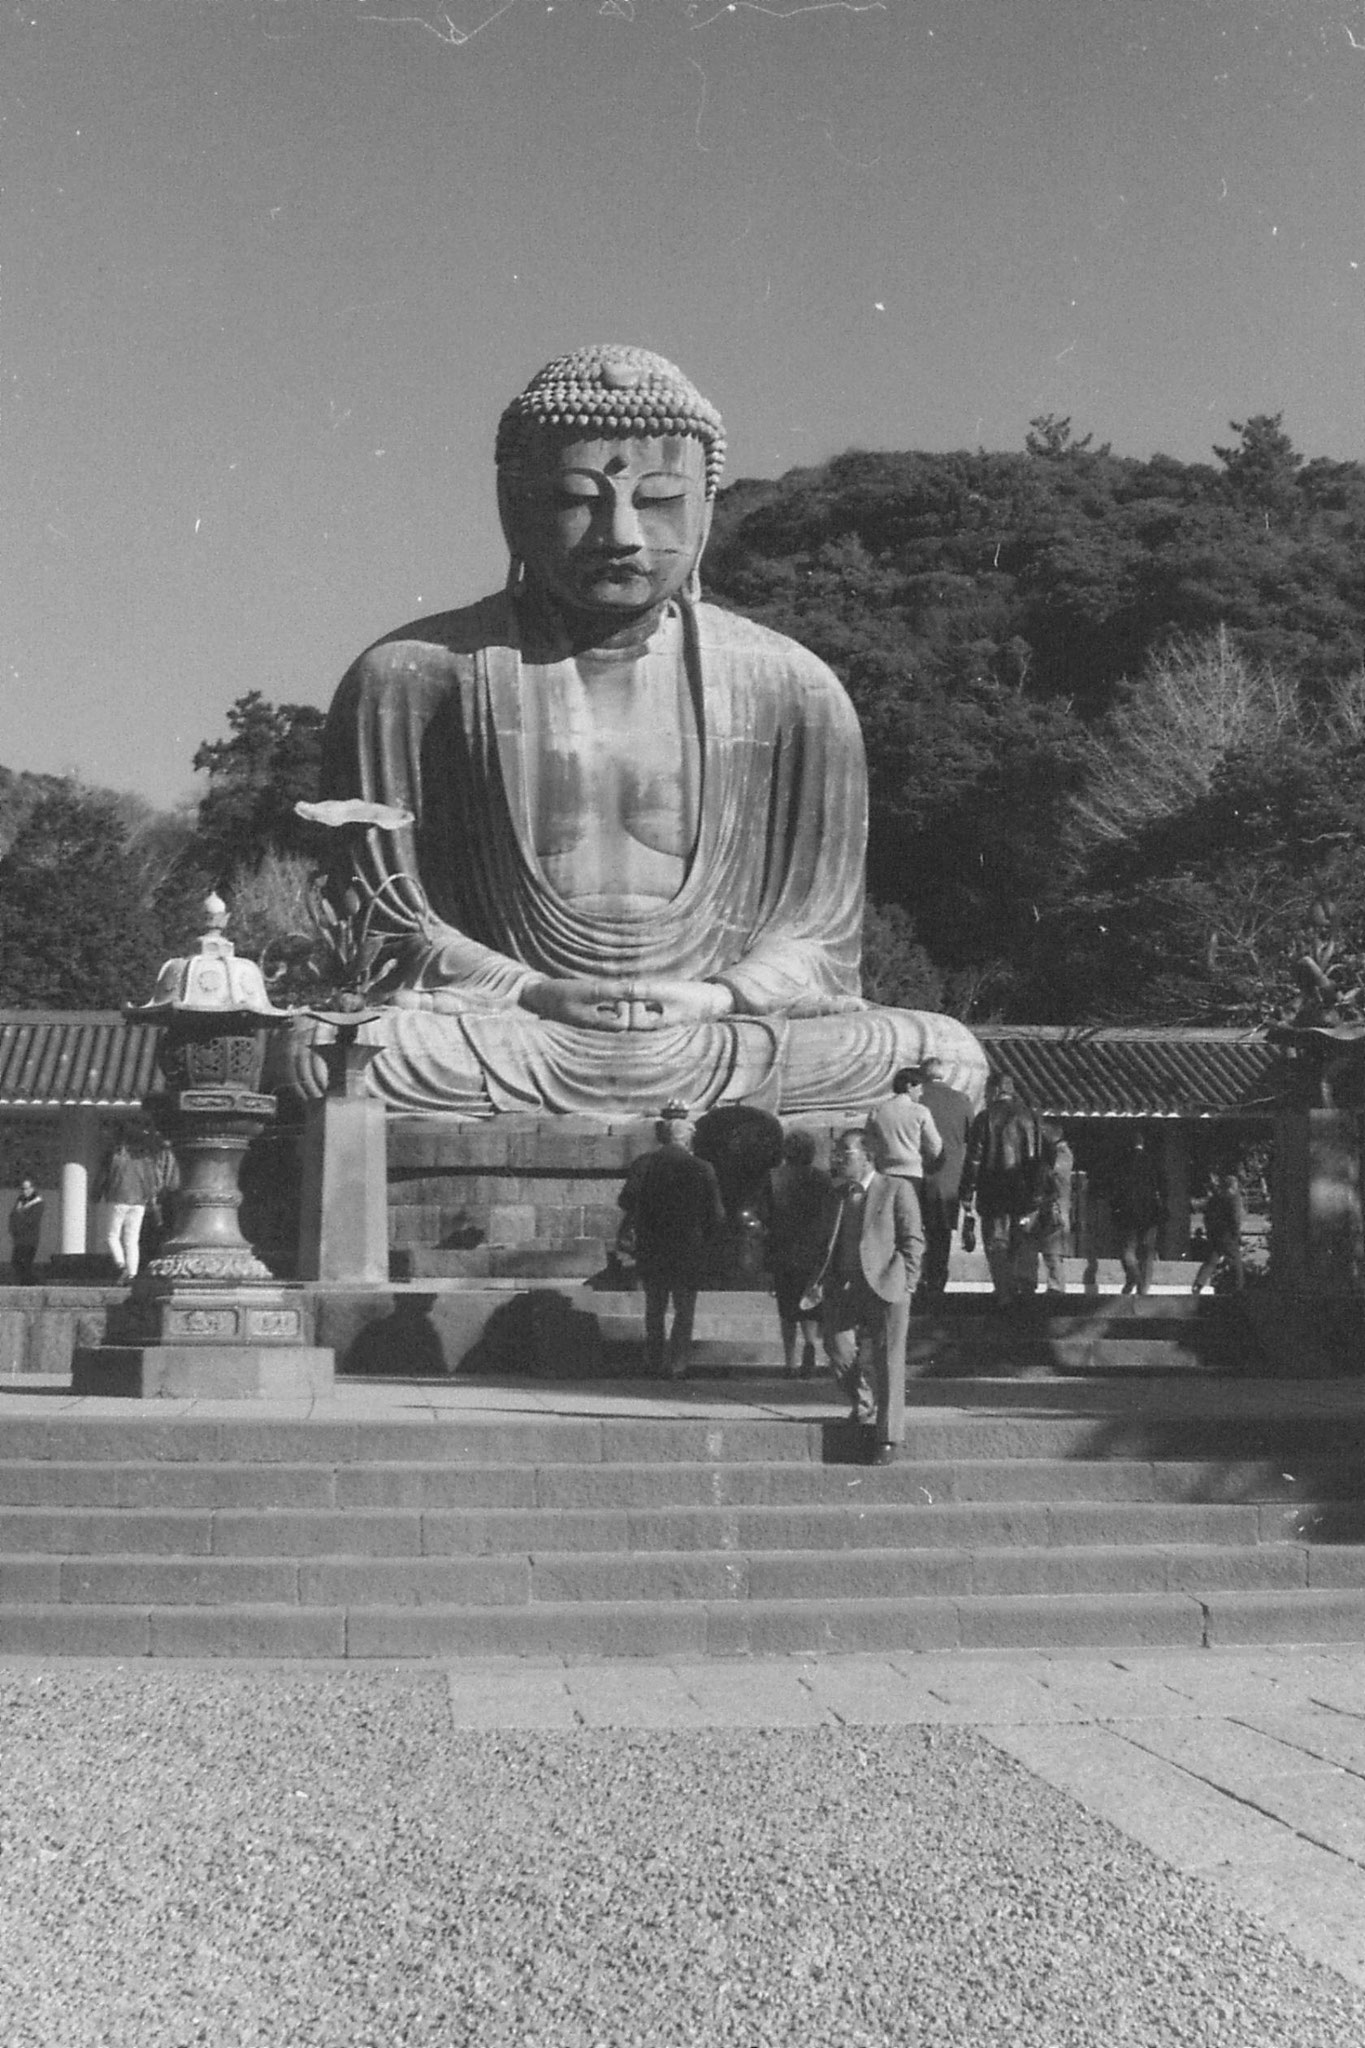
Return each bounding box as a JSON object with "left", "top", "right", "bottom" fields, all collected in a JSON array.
[
  {"left": 641, "top": 1274, "right": 697, "bottom": 1378},
  {"left": 920, "top": 1186, "right": 959, "bottom": 1299}
]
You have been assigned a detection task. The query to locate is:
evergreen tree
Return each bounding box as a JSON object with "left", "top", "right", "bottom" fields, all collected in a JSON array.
[
  {"left": 193, "top": 691, "right": 326, "bottom": 882},
  {"left": 0, "top": 785, "right": 178, "bottom": 1008}
]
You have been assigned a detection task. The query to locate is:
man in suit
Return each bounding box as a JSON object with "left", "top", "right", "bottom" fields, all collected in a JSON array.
[
  {"left": 916, "top": 1054, "right": 975, "bottom": 1301},
  {"left": 817, "top": 1127, "right": 924, "bottom": 1464}
]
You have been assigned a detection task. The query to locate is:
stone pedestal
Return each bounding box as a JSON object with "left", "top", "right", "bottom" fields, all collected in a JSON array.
[
  {"left": 1271, "top": 1108, "right": 1364, "bottom": 1294},
  {"left": 298, "top": 1085, "right": 389, "bottom": 1286},
  {"left": 72, "top": 1342, "right": 334, "bottom": 1400},
  {"left": 1260, "top": 1109, "right": 1365, "bottom": 1376}
]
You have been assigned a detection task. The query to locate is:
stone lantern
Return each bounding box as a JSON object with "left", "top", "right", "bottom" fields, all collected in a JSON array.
[
  {"left": 134, "top": 893, "right": 292, "bottom": 1288},
  {"left": 72, "top": 896, "right": 334, "bottom": 1397}
]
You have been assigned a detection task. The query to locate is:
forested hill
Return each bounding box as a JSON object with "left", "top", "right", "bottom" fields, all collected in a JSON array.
[
  {"left": 0, "top": 766, "right": 67, "bottom": 858},
  {"left": 704, "top": 414, "right": 1365, "bottom": 1025}
]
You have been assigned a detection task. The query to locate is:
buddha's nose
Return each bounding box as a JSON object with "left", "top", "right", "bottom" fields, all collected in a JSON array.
[{"left": 604, "top": 497, "right": 646, "bottom": 550}]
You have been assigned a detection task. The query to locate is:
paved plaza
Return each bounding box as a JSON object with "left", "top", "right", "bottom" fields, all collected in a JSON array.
[
  {"left": 440, "top": 1641, "right": 1365, "bottom": 1989},
  {"left": 4, "top": 1642, "right": 1365, "bottom": 2046}
]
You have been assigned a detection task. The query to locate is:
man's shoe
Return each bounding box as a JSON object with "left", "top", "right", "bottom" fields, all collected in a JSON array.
[{"left": 872, "top": 1442, "right": 898, "bottom": 1466}]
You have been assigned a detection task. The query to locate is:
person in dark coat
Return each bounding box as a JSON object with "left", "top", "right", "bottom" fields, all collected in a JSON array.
[
  {"left": 1193, "top": 1172, "right": 1244, "bottom": 1294},
  {"left": 1111, "top": 1133, "right": 1165, "bottom": 1296},
  {"left": 759, "top": 1127, "right": 837, "bottom": 1377},
  {"left": 960, "top": 1073, "right": 1043, "bottom": 1305},
  {"left": 917, "top": 1054, "right": 975, "bottom": 1301},
  {"left": 618, "top": 1103, "right": 726, "bottom": 1379},
  {"left": 8, "top": 1178, "right": 44, "bottom": 1284}
]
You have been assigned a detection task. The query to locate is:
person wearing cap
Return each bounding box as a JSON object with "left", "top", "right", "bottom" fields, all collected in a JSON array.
[{"left": 617, "top": 1103, "right": 726, "bottom": 1379}]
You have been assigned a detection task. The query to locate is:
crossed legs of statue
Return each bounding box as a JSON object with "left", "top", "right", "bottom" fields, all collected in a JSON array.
[
  {"left": 642, "top": 1275, "right": 698, "bottom": 1379},
  {"left": 822, "top": 1278, "right": 908, "bottom": 1449}
]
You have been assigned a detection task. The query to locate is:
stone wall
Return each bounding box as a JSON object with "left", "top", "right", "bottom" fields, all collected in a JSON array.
[
  {"left": 383, "top": 1112, "right": 864, "bottom": 1278},
  {"left": 386, "top": 1115, "right": 656, "bottom": 1277}
]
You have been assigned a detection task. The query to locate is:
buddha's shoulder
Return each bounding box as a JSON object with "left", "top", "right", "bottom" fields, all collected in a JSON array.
[
  {"left": 344, "top": 594, "right": 510, "bottom": 693},
  {"left": 691, "top": 601, "right": 851, "bottom": 706}
]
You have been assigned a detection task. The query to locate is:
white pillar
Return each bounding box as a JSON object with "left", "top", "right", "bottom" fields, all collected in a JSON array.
[{"left": 58, "top": 1107, "right": 99, "bottom": 1256}]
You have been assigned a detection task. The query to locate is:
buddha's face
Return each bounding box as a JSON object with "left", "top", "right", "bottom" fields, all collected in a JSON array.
[{"left": 500, "top": 432, "right": 711, "bottom": 620}]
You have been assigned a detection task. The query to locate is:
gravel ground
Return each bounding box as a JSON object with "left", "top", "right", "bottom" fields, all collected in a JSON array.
[{"left": 2, "top": 1665, "right": 1363, "bottom": 2048}]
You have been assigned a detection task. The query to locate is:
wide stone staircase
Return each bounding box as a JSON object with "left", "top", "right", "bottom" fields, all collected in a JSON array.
[{"left": 3, "top": 1288, "right": 1365, "bottom": 1657}]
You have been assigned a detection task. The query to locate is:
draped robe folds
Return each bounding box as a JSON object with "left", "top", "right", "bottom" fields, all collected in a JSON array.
[{"left": 293, "top": 591, "right": 987, "bottom": 1117}]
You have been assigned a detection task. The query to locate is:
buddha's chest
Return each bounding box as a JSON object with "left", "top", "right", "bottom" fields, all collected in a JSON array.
[{"left": 517, "top": 641, "right": 701, "bottom": 907}]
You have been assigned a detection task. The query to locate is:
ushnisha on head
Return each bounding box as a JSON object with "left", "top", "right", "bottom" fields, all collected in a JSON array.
[
  {"left": 496, "top": 346, "right": 727, "bottom": 621},
  {"left": 497, "top": 347, "right": 727, "bottom": 496}
]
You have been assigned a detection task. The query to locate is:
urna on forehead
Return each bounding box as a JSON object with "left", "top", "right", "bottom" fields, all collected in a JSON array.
[{"left": 496, "top": 344, "right": 728, "bottom": 498}]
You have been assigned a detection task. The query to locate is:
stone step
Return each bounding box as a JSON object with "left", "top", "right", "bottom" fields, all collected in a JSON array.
[
  {"left": 3, "top": 1454, "right": 1365, "bottom": 1519},
  {"left": 0, "top": 1495, "right": 1325, "bottom": 1559},
  {"left": 583, "top": 1290, "right": 1240, "bottom": 1324},
  {"left": 0, "top": 1539, "right": 1350, "bottom": 1614},
  {"left": 8, "top": 1452, "right": 1364, "bottom": 1512},
  {"left": 9, "top": 1585, "right": 1365, "bottom": 1659},
  {"left": 7, "top": 1404, "right": 1365, "bottom": 1468}
]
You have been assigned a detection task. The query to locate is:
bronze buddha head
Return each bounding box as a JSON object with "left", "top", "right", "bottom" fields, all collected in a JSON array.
[{"left": 496, "top": 346, "right": 726, "bottom": 621}]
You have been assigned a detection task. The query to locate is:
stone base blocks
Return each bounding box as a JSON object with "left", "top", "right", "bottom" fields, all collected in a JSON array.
[
  {"left": 6, "top": 1382, "right": 1365, "bottom": 1656},
  {"left": 70, "top": 1344, "right": 337, "bottom": 1400}
]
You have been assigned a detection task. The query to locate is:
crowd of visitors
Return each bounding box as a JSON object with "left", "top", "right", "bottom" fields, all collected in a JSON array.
[{"left": 615, "top": 1067, "right": 1250, "bottom": 1413}]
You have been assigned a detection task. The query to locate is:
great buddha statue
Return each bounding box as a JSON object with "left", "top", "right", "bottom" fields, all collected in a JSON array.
[{"left": 297, "top": 346, "right": 986, "bottom": 1117}]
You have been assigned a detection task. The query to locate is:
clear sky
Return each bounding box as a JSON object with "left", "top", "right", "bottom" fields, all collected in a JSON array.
[{"left": 4, "top": 0, "right": 1363, "bottom": 810}]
